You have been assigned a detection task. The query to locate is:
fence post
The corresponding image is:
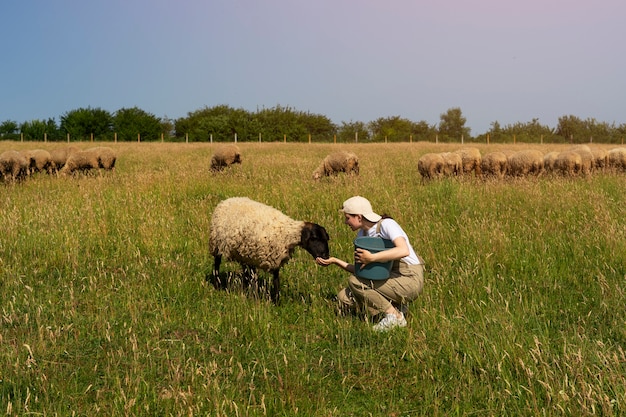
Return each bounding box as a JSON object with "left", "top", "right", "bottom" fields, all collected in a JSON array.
[
  {"left": 259, "top": 132, "right": 262, "bottom": 143},
  {"left": 284, "top": 134, "right": 286, "bottom": 143},
  {"left": 67, "top": 133, "right": 70, "bottom": 143},
  {"left": 185, "top": 133, "right": 189, "bottom": 143},
  {"left": 234, "top": 133, "right": 237, "bottom": 143}
]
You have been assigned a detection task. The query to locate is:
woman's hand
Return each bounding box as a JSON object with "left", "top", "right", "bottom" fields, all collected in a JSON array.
[
  {"left": 316, "top": 256, "right": 336, "bottom": 266},
  {"left": 354, "top": 248, "right": 374, "bottom": 265}
]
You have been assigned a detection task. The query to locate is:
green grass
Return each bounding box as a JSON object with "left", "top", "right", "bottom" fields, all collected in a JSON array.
[{"left": 1, "top": 141, "right": 625, "bottom": 416}]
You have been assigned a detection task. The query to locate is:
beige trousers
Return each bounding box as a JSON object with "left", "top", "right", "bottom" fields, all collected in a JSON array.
[{"left": 337, "top": 261, "right": 424, "bottom": 316}]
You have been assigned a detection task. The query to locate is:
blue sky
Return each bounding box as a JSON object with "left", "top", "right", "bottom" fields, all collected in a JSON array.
[{"left": 2, "top": 0, "right": 625, "bottom": 134}]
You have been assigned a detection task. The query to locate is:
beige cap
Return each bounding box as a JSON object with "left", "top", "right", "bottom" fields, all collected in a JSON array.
[{"left": 340, "top": 196, "right": 382, "bottom": 223}]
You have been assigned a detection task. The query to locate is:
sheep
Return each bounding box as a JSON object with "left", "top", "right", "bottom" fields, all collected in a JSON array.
[
  {"left": 590, "top": 148, "right": 609, "bottom": 171},
  {"left": 50, "top": 146, "right": 80, "bottom": 173},
  {"left": 440, "top": 152, "right": 462, "bottom": 177},
  {"left": 570, "top": 146, "right": 593, "bottom": 175},
  {"left": 543, "top": 151, "right": 560, "bottom": 173},
  {"left": 507, "top": 149, "right": 544, "bottom": 177},
  {"left": 208, "top": 197, "right": 330, "bottom": 303},
  {"left": 22, "top": 149, "right": 52, "bottom": 174},
  {"left": 417, "top": 153, "right": 445, "bottom": 182},
  {"left": 210, "top": 144, "right": 242, "bottom": 172},
  {"left": 453, "top": 147, "right": 482, "bottom": 177},
  {"left": 0, "top": 150, "right": 29, "bottom": 182},
  {"left": 60, "top": 147, "right": 116, "bottom": 175},
  {"left": 312, "top": 151, "right": 359, "bottom": 180},
  {"left": 87, "top": 146, "right": 117, "bottom": 170},
  {"left": 554, "top": 151, "right": 583, "bottom": 176},
  {"left": 608, "top": 147, "right": 626, "bottom": 171},
  {"left": 481, "top": 151, "right": 508, "bottom": 178}
]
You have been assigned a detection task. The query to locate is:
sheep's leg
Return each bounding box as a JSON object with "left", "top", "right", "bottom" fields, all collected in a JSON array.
[
  {"left": 270, "top": 269, "right": 280, "bottom": 304},
  {"left": 242, "top": 264, "right": 257, "bottom": 289},
  {"left": 209, "top": 254, "right": 226, "bottom": 290}
]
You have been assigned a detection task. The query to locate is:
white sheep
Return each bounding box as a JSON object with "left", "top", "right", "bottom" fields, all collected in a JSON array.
[
  {"left": 507, "top": 149, "right": 544, "bottom": 177},
  {"left": 453, "top": 147, "right": 482, "bottom": 177},
  {"left": 0, "top": 150, "right": 29, "bottom": 182},
  {"left": 543, "top": 151, "right": 560, "bottom": 173},
  {"left": 481, "top": 151, "right": 508, "bottom": 178},
  {"left": 22, "top": 149, "right": 53, "bottom": 174},
  {"left": 210, "top": 144, "right": 242, "bottom": 172},
  {"left": 440, "top": 152, "right": 462, "bottom": 176},
  {"left": 312, "top": 151, "right": 359, "bottom": 180},
  {"left": 208, "top": 197, "right": 330, "bottom": 303},
  {"left": 417, "top": 153, "right": 445, "bottom": 181},
  {"left": 590, "top": 148, "right": 609, "bottom": 171},
  {"left": 569, "top": 146, "right": 593, "bottom": 175},
  {"left": 554, "top": 151, "right": 583, "bottom": 176},
  {"left": 60, "top": 147, "right": 116, "bottom": 175},
  {"left": 608, "top": 147, "right": 626, "bottom": 171},
  {"left": 50, "top": 146, "right": 80, "bottom": 173}
]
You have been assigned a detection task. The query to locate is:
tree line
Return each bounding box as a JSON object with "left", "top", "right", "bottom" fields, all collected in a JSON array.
[{"left": 1, "top": 105, "right": 625, "bottom": 144}]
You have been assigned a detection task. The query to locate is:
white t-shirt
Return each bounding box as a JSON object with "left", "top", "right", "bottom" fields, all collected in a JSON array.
[{"left": 357, "top": 218, "right": 421, "bottom": 265}]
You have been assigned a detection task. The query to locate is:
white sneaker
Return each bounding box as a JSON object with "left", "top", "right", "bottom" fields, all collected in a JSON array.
[{"left": 373, "top": 312, "right": 407, "bottom": 332}]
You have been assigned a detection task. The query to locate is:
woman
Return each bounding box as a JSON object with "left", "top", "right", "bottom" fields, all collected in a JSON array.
[{"left": 316, "top": 196, "right": 424, "bottom": 331}]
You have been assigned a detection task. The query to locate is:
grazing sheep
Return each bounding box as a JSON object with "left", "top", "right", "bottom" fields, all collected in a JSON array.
[
  {"left": 481, "top": 151, "right": 508, "bottom": 178},
  {"left": 570, "top": 146, "right": 593, "bottom": 175},
  {"left": 50, "top": 146, "right": 80, "bottom": 173},
  {"left": 590, "top": 148, "right": 609, "bottom": 171},
  {"left": 543, "top": 151, "right": 560, "bottom": 173},
  {"left": 87, "top": 146, "right": 117, "bottom": 170},
  {"left": 417, "top": 153, "right": 445, "bottom": 181},
  {"left": 210, "top": 144, "right": 242, "bottom": 172},
  {"left": 60, "top": 147, "right": 116, "bottom": 175},
  {"left": 312, "top": 151, "right": 359, "bottom": 180},
  {"left": 22, "top": 149, "right": 52, "bottom": 174},
  {"left": 208, "top": 197, "right": 330, "bottom": 303},
  {"left": 555, "top": 151, "right": 583, "bottom": 176},
  {"left": 453, "top": 147, "right": 482, "bottom": 177},
  {"left": 0, "top": 150, "right": 29, "bottom": 182},
  {"left": 440, "top": 152, "right": 462, "bottom": 176},
  {"left": 608, "top": 147, "right": 626, "bottom": 171},
  {"left": 507, "top": 149, "right": 544, "bottom": 177}
]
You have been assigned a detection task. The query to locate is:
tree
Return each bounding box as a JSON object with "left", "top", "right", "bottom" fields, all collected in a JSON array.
[
  {"left": 438, "top": 107, "right": 470, "bottom": 142},
  {"left": 113, "top": 107, "right": 162, "bottom": 141},
  {"left": 60, "top": 107, "right": 113, "bottom": 141},
  {"left": 0, "top": 120, "right": 19, "bottom": 139},
  {"left": 19, "top": 118, "right": 59, "bottom": 141},
  {"left": 369, "top": 116, "right": 415, "bottom": 142},
  {"left": 337, "top": 121, "right": 370, "bottom": 143}
]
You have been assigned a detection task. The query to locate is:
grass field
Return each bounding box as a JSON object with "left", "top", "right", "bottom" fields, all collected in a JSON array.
[{"left": 1, "top": 141, "right": 625, "bottom": 416}]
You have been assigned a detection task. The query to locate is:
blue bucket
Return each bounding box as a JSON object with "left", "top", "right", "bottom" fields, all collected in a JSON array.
[{"left": 354, "top": 237, "right": 394, "bottom": 280}]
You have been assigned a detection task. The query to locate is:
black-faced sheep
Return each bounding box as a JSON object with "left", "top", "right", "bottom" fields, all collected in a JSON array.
[
  {"left": 312, "top": 151, "right": 359, "bottom": 180},
  {"left": 453, "top": 147, "right": 482, "bottom": 177},
  {"left": 208, "top": 197, "right": 330, "bottom": 303},
  {"left": 0, "top": 150, "right": 29, "bottom": 182},
  {"left": 22, "top": 149, "right": 53, "bottom": 174},
  {"left": 481, "top": 151, "right": 508, "bottom": 178},
  {"left": 210, "top": 144, "right": 242, "bottom": 172},
  {"left": 507, "top": 149, "right": 544, "bottom": 177},
  {"left": 417, "top": 153, "right": 445, "bottom": 181}
]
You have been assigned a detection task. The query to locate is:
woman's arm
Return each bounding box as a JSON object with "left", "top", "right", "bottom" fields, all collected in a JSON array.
[{"left": 316, "top": 256, "right": 356, "bottom": 274}]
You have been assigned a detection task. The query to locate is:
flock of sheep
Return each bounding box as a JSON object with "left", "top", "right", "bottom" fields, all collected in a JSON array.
[
  {"left": 418, "top": 145, "right": 626, "bottom": 180},
  {"left": 209, "top": 143, "right": 626, "bottom": 182},
  {"left": 0, "top": 146, "right": 117, "bottom": 182}
]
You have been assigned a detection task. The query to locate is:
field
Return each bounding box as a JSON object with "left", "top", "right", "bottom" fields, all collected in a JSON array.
[{"left": 1, "top": 141, "right": 625, "bottom": 416}]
